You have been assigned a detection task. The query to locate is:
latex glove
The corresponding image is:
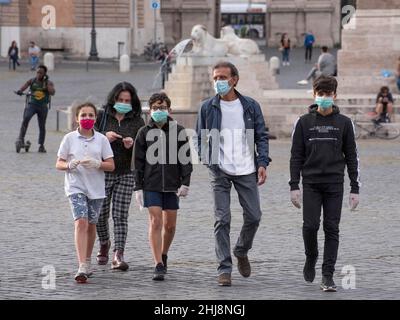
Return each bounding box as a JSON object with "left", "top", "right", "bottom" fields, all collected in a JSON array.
[
  {"left": 290, "top": 190, "right": 302, "bottom": 209},
  {"left": 135, "top": 190, "right": 144, "bottom": 210},
  {"left": 105, "top": 131, "right": 122, "bottom": 143},
  {"left": 80, "top": 157, "right": 101, "bottom": 169},
  {"left": 68, "top": 159, "right": 80, "bottom": 170},
  {"left": 176, "top": 185, "right": 189, "bottom": 197},
  {"left": 349, "top": 193, "right": 359, "bottom": 211},
  {"left": 122, "top": 137, "right": 134, "bottom": 149}
]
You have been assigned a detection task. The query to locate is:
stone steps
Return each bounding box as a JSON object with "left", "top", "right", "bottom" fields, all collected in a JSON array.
[{"left": 258, "top": 91, "right": 400, "bottom": 137}]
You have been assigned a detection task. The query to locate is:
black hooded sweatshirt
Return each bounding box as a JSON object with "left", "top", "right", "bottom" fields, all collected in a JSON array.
[
  {"left": 133, "top": 117, "right": 193, "bottom": 192},
  {"left": 95, "top": 106, "right": 145, "bottom": 174},
  {"left": 289, "top": 104, "right": 360, "bottom": 193}
]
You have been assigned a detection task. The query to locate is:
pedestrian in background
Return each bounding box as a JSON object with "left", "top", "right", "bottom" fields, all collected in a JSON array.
[
  {"left": 304, "top": 31, "right": 315, "bottom": 63},
  {"left": 28, "top": 41, "right": 41, "bottom": 71},
  {"left": 8, "top": 41, "right": 20, "bottom": 71},
  {"left": 280, "top": 33, "right": 291, "bottom": 66},
  {"left": 15, "top": 64, "right": 55, "bottom": 153}
]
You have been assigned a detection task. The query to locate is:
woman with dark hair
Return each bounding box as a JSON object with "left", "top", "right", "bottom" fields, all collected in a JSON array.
[
  {"left": 8, "top": 41, "right": 20, "bottom": 71},
  {"left": 280, "top": 33, "right": 291, "bottom": 66},
  {"left": 94, "top": 82, "right": 145, "bottom": 271}
]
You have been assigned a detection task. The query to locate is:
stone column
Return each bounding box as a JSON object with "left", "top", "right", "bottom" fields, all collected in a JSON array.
[{"left": 337, "top": 0, "right": 400, "bottom": 93}]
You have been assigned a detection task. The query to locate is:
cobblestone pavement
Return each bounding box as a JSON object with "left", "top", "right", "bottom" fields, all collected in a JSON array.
[{"left": 0, "top": 63, "right": 400, "bottom": 300}]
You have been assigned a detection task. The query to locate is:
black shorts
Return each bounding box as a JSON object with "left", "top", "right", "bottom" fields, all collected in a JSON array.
[{"left": 143, "top": 191, "right": 179, "bottom": 210}]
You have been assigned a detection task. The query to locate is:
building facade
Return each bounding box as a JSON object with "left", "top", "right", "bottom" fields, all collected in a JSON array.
[
  {"left": 337, "top": 0, "right": 400, "bottom": 93},
  {"left": 0, "top": 0, "right": 164, "bottom": 58},
  {"left": 161, "top": 0, "right": 220, "bottom": 49},
  {"left": 265, "top": 0, "right": 342, "bottom": 47}
]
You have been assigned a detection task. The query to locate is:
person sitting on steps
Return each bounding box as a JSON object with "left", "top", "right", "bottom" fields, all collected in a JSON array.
[{"left": 374, "top": 86, "right": 394, "bottom": 124}]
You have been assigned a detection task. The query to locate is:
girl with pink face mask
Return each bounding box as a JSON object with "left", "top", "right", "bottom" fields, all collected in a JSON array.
[{"left": 56, "top": 102, "right": 115, "bottom": 283}]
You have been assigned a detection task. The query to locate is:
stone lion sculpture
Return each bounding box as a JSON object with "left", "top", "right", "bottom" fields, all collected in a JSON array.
[
  {"left": 221, "top": 25, "right": 260, "bottom": 56},
  {"left": 190, "top": 24, "right": 228, "bottom": 56}
]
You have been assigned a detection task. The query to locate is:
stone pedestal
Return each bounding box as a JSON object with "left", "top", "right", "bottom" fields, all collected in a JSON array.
[
  {"left": 43, "top": 52, "right": 54, "bottom": 71},
  {"left": 337, "top": 7, "right": 400, "bottom": 94},
  {"left": 164, "top": 54, "right": 279, "bottom": 110},
  {"left": 119, "top": 54, "right": 130, "bottom": 73}
]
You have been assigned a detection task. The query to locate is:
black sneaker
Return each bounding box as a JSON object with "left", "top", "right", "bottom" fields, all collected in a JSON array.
[
  {"left": 162, "top": 254, "right": 168, "bottom": 273},
  {"left": 38, "top": 145, "right": 47, "bottom": 153},
  {"left": 303, "top": 257, "right": 317, "bottom": 283},
  {"left": 320, "top": 275, "right": 337, "bottom": 292},
  {"left": 152, "top": 263, "right": 166, "bottom": 281}
]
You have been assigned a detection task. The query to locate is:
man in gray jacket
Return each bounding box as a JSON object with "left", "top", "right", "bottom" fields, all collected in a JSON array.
[{"left": 196, "top": 61, "right": 270, "bottom": 286}]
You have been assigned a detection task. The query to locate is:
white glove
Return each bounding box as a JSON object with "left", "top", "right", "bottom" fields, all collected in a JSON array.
[
  {"left": 68, "top": 159, "right": 80, "bottom": 170},
  {"left": 349, "top": 193, "right": 359, "bottom": 211},
  {"left": 135, "top": 190, "right": 144, "bottom": 210},
  {"left": 80, "top": 157, "right": 101, "bottom": 169},
  {"left": 176, "top": 185, "right": 189, "bottom": 197},
  {"left": 290, "top": 190, "right": 302, "bottom": 209}
]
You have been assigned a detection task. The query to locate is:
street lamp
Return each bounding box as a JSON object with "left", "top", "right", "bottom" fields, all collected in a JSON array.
[{"left": 88, "top": 0, "right": 99, "bottom": 61}]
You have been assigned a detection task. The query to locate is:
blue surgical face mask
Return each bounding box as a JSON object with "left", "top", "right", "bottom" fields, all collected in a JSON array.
[
  {"left": 315, "top": 96, "right": 334, "bottom": 109},
  {"left": 151, "top": 110, "right": 168, "bottom": 123},
  {"left": 113, "top": 102, "right": 132, "bottom": 114},
  {"left": 214, "top": 79, "right": 232, "bottom": 96}
]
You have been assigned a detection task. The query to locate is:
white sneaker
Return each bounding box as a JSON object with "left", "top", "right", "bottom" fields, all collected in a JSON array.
[
  {"left": 297, "top": 79, "right": 309, "bottom": 85},
  {"left": 287, "top": 62, "right": 290, "bottom": 66},
  {"left": 75, "top": 263, "right": 88, "bottom": 283},
  {"left": 86, "top": 258, "right": 93, "bottom": 278}
]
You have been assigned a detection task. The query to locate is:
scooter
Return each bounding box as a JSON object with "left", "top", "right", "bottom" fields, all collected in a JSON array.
[
  {"left": 14, "top": 91, "right": 32, "bottom": 153},
  {"left": 15, "top": 139, "right": 31, "bottom": 153}
]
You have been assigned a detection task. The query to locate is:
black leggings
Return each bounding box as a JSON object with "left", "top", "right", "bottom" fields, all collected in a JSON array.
[
  {"left": 18, "top": 103, "right": 48, "bottom": 145},
  {"left": 302, "top": 183, "right": 343, "bottom": 276},
  {"left": 305, "top": 46, "right": 313, "bottom": 61}
]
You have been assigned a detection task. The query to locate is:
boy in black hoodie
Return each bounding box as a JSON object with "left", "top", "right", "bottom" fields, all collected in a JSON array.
[{"left": 289, "top": 75, "right": 360, "bottom": 292}]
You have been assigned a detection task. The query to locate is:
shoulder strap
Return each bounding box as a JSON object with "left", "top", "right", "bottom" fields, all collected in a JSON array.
[{"left": 29, "top": 78, "right": 36, "bottom": 90}]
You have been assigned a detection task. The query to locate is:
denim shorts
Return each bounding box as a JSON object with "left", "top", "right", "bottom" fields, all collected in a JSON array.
[
  {"left": 143, "top": 191, "right": 179, "bottom": 210},
  {"left": 68, "top": 193, "right": 104, "bottom": 224}
]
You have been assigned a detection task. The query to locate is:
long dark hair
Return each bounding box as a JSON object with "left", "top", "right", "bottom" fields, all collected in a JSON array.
[{"left": 104, "top": 81, "right": 142, "bottom": 117}]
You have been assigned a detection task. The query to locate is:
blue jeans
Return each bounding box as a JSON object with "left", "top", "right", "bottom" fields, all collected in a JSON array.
[
  {"left": 282, "top": 48, "right": 290, "bottom": 62},
  {"left": 208, "top": 167, "right": 262, "bottom": 275},
  {"left": 397, "top": 76, "right": 400, "bottom": 92},
  {"left": 30, "top": 56, "right": 39, "bottom": 70}
]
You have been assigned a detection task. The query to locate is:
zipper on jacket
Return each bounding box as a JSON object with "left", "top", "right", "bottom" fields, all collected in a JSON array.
[
  {"left": 160, "top": 129, "right": 165, "bottom": 192},
  {"left": 308, "top": 138, "right": 337, "bottom": 141}
]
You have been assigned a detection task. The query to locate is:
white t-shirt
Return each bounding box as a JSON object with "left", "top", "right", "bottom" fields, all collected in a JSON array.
[
  {"left": 28, "top": 45, "right": 40, "bottom": 56},
  {"left": 57, "top": 130, "right": 114, "bottom": 199},
  {"left": 219, "top": 98, "right": 256, "bottom": 176}
]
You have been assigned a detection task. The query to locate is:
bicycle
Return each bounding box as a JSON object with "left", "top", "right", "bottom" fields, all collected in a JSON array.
[
  {"left": 143, "top": 41, "right": 167, "bottom": 61},
  {"left": 352, "top": 110, "right": 400, "bottom": 140}
]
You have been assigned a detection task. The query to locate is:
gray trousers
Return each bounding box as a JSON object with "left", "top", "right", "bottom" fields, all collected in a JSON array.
[{"left": 209, "top": 167, "right": 262, "bottom": 275}]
